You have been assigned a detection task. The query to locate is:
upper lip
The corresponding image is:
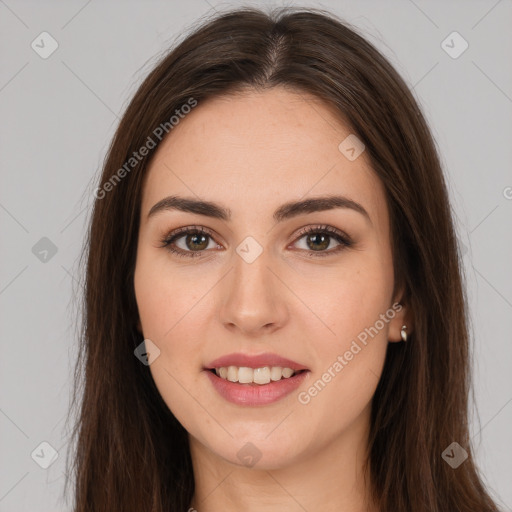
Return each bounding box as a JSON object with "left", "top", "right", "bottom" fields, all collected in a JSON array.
[{"left": 205, "top": 352, "right": 309, "bottom": 371}]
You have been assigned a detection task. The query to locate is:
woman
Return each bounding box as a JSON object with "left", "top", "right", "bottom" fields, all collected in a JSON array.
[{"left": 66, "top": 6, "right": 503, "bottom": 511}]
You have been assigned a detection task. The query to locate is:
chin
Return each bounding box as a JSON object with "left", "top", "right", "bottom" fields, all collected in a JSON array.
[{"left": 206, "top": 433, "right": 304, "bottom": 471}]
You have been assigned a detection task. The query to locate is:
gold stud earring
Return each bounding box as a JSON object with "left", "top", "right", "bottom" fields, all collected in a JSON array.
[{"left": 400, "top": 325, "right": 408, "bottom": 342}]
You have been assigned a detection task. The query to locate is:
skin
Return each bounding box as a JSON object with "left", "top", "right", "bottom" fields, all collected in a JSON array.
[{"left": 133, "top": 86, "right": 412, "bottom": 512}]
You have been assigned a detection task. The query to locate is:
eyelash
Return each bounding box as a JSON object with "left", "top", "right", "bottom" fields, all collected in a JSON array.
[{"left": 159, "top": 224, "right": 352, "bottom": 259}]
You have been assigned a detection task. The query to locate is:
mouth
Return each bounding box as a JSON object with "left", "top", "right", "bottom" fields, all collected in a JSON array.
[{"left": 204, "top": 367, "right": 310, "bottom": 406}]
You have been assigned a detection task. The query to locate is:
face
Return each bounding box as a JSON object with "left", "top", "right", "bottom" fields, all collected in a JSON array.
[{"left": 133, "top": 87, "right": 409, "bottom": 470}]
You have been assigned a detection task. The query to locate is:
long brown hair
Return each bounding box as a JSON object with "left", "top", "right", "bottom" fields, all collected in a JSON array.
[{"left": 65, "top": 6, "right": 502, "bottom": 511}]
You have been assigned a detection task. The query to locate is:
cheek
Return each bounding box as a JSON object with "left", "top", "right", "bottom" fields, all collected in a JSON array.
[
  {"left": 292, "top": 250, "right": 393, "bottom": 410},
  {"left": 134, "top": 252, "right": 194, "bottom": 400},
  {"left": 291, "top": 251, "right": 394, "bottom": 347},
  {"left": 134, "top": 247, "right": 207, "bottom": 342},
  {"left": 134, "top": 251, "right": 210, "bottom": 427}
]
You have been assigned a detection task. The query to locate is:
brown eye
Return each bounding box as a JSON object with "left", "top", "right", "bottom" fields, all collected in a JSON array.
[
  {"left": 305, "top": 232, "right": 330, "bottom": 251},
  {"left": 160, "top": 224, "right": 352, "bottom": 259},
  {"left": 161, "top": 226, "right": 218, "bottom": 258},
  {"left": 292, "top": 225, "right": 352, "bottom": 257},
  {"left": 183, "top": 232, "right": 209, "bottom": 251}
]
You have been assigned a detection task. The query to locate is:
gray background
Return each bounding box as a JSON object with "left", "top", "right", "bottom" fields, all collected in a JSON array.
[{"left": 1, "top": 0, "right": 511, "bottom": 510}]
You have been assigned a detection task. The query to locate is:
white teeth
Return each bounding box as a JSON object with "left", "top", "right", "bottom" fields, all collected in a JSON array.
[
  {"left": 253, "top": 367, "right": 270, "bottom": 385},
  {"left": 214, "top": 365, "right": 299, "bottom": 384},
  {"left": 227, "top": 366, "right": 238, "bottom": 382},
  {"left": 281, "top": 367, "right": 294, "bottom": 378},
  {"left": 238, "top": 367, "right": 253, "bottom": 384},
  {"left": 270, "top": 366, "right": 282, "bottom": 381}
]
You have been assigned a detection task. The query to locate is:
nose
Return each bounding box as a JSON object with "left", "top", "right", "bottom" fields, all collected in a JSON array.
[{"left": 218, "top": 248, "right": 289, "bottom": 337}]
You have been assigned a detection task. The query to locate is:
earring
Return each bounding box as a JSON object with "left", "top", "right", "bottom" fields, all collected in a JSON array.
[{"left": 400, "top": 325, "right": 408, "bottom": 342}]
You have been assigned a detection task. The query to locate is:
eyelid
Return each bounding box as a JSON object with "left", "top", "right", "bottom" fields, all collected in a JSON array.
[{"left": 291, "top": 224, "right": 351, "bottom": 244}]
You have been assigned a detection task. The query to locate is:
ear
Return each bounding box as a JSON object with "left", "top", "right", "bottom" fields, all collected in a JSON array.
[{"left": 388, "top": 287, "right": 413, "bottom": 343}]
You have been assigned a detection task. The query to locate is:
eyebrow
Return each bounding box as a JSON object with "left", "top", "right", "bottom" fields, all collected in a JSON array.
[{"left": 147, "top": 194, "right": 372, "bottom": 225}]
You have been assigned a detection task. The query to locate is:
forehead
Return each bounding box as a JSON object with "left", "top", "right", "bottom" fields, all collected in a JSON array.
[{"left": 140, "top": 87, "right": 386, "bottom": 225}]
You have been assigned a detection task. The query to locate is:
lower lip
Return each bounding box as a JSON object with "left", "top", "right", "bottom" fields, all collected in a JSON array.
[{"left": 204, "top": 369, "right": 310, "bottom": 406}]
